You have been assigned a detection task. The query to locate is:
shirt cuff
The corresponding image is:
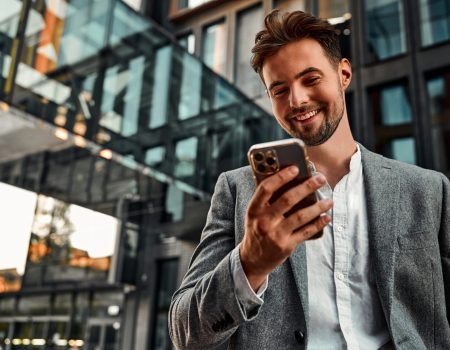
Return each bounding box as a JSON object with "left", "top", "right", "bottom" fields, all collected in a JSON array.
[{"left": 230, "top": 244, "right": 268, "bottom": 311}]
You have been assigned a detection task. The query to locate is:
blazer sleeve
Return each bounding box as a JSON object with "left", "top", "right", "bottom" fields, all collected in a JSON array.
[
  {"left": 168, "top": 172, "right": 259, "bottom": 350},
  {"left": 439, "top": 174, "right": 450, "bottom": 321}
]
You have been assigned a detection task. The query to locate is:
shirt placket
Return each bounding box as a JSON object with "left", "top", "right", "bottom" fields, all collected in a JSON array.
[{"left": 332, "top": 182, "right": 357, "bottom": 350}]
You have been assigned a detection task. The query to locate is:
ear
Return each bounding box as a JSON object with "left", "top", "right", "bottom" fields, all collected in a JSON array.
[{"left": 339, "top": 58, "right": 352, "bottom": 90}]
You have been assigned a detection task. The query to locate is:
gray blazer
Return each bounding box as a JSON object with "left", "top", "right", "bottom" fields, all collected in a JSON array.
[{"left": 169, "top": 146, "right": 450, "bottom": 349}]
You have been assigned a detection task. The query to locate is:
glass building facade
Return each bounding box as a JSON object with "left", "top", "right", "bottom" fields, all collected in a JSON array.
[{"left": 0, "top": 0, "right": 449, "bottom": 349}]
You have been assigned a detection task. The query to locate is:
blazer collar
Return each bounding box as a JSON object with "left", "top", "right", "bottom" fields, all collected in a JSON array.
[{"left": 360, "top": 145, "right": 399, "bottom": 321}]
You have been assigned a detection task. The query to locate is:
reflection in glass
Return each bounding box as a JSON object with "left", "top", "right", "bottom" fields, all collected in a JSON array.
[
  {"left": 17, "top": 295, "right": 50, "bottom": 316},
  {"left": 420, "top": 0, "right": 450, "bottom": 47},
  {"left": 26, "top": 194, "right": 118, "bottom": 284},
  {"left": 381, "top": 85, "right": 412, "bottom": 125},
  {"left": 427, "top": 74, "right": 450, "bottom": 175},
  {"left": 174, "top": 137, "right": 198, "bottom": 178},
  {"left": 202, "top": 21, "right": 226, "bottom": 75},
  {"left": 385, "top": 137, "right": 416, "bottom": 164},
  {"left": 235, "top": 5, "right": 264, "bottom": 98},
  {"left": 145, "top": 146, "right": 166, "bottom": 167},
  {"left": 91, "top": 291, "right": 123, "bottom": 318},
  {"left": 177, "top": 51, "right": 202, "bottom": 120},
  {"left": 370, "top": 82, "right": 416, "bottom": 163},
  {"left": 178, "top": 33, "right": 195, "bottom": 54},
  {"left": 150, "top": 46, "right": 172, "bottom": 128},
  {"left": 0, "top": 183, "right": 36, "bottom": 293},
  {"left": 365, "top": 0, "right": 406, "bottom": 61},
  {"left": 123, "top": 56, "right": 145, "bottom": 136},
  {"left": 165, "top": 185, "right": 184, "bottom": 222}
]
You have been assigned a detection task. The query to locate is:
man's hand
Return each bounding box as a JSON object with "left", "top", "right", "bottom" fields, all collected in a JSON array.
[{"left": 240, "top": 166, "right": 333, "bottom": 290}]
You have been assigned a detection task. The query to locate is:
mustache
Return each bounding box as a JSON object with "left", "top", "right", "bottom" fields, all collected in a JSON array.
[{"left": 285, "top": 105, "right": 324, "bottom": 119}]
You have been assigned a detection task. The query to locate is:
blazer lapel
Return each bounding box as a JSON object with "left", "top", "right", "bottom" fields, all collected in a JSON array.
[
  {"left": 360, "top": 146, "right": 400, "bottom": 322},
  {"left": 289, "top": 243, "right": 309, "bottom": 325}
]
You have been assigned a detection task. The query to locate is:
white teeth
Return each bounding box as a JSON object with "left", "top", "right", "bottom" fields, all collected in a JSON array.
[{"left": 294, "top": 109, "right": 319, "bottom": 121}]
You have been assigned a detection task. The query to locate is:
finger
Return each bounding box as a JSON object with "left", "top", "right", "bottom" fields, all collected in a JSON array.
[
  {"left": 270, "top": 174, "right": 327, "bottom": 215},
  {"left": 250, "top": 166, "right": 300, "bottom": 209},
  {"left": 291, "top": 214, "right": 331, "bottom": 244},
  {"left": 279, "top": 198, "right": 333, "bottom": 233}
]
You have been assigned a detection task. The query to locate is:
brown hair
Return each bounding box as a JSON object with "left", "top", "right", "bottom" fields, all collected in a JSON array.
[{"left": 251, "top": 10, "right": 341, "bottom": 81}]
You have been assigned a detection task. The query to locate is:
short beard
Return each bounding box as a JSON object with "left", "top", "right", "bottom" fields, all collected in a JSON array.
[{"left": 287, "top": 86, "right": 344, "bottom": 146}]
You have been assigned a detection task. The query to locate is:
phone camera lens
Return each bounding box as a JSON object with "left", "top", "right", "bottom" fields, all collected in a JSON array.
[
  {"left": 254, "top": 152, "right": 264, "bottom": 162},
  {"left": 266, "top": 157, "right": 276, "bottom": 165},
  {"left": 257, "top": 164, "right": 266, "bottom": 172}
]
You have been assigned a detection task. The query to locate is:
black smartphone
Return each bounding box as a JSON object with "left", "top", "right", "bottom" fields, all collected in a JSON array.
[{"left": 247, "top": 138, "right": 323, "bottom": 239}]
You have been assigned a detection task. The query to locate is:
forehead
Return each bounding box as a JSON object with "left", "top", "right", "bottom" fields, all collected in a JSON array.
[{"left": 262, "top": 38, "right": 332, "bottom": 84}]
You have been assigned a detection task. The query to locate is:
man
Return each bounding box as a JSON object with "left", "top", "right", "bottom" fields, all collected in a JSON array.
[{"left": 169, "top": 10, "right": 450, "bottom": 350}]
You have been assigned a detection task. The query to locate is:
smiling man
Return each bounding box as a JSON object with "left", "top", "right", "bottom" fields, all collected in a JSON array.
[{"left": 169, "top": 10, "right": 450, "bottom": 350}]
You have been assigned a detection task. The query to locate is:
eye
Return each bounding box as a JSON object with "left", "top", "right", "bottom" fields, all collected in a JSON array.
[
  {"left": 305, "top": 76, "right": 320, "bottom": 85},
  {"left": 273, "top": 88, "right": 288, "bottom": 97}
]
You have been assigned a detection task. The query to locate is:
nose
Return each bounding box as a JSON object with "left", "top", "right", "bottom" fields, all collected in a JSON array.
[{"left": 289, "top": 83, "right": 309, "bottom": 108}]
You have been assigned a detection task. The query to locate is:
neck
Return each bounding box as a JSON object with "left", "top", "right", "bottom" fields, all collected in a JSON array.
[{"left": 305, "top": 116, "right": 357, "bottom": 189}]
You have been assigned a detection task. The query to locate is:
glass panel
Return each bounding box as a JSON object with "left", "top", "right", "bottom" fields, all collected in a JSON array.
[
  {"left": 177, "top": 33, "right": 195, "bottom": 55},
  {"left": 152, "top": 259, "right": 178, "bottom": 350},
  {"left": 369, "top": 82, "right": 416, "bottom": 163},
  {"left": 174, "top": 137, "right": 198, "bottom": 178},
  {"left": 0, "top": 183, "right": 37, "bottom": 293},
  {"left": 122, "top": 55, "right": 145, "bottom": 136},
  {"left": 91, "top": 292, "right": 123, "bottom": 318},
  {"left": 0, "top": 298, "right": 15, "bottom": 316},
  {"left": 110, "top": 1, "right": 149, "bottom": 45},
  {"left": 177, "top": 52, "right": 202, "bottom": 120},
  {"left": 0, "top": 322, "right": 9, "bottom": 347},
  {"left": 365, "top": 0, "right": 407, "bottom": 61},
  {"left": 235, "top": 5, "right": 264, "bottom": 98},
  {"left": 145, "top": 146, "right": 166, "bottom": 167},
  {"left": 48, "top": 321, "right": 67, "bottom": 350},
  {"left": 71, "top": 292, "right": 89, "bottom": 344},
  {"left": 179, "top": 0, "right": 212, "bottom": 10},
  {"left": 420, "top": 0, "right": 450, "bottom": 47},
  {"left": 380, "top": 85, "right": 412, "bottom": 125},
  {"left": 319, "top": 0, "right": 352, "bottom": 60},
  {"left": 17, "top": 295, "right": 50, "bottom": 316},
  {"left": 86, "top": 325, "right": 101, "bottom": 350},
  {"left": 202, "top": 21, "right": 226, "bottom": 75},
  {"left": 26, "top": 194, "right": 119, "bottom": 285},
  {"left": 150, "top": 46, "right": 172, "bottom": 128},
  {"left": 104, "top": 324, "right": 119, "bottom": 350},
  {"left": 427, "top": 74, "right": 450, "bottom": 176},
  {"left": 59, "top": 0, "right": 110, "bottom": 66},
  {"left": 53, "top": 293, "right": 72, "bottom": 315},
  {"left": 386, "top": 137, "right": 417, "bottom": 164},
  {"left": 165, "top": 185, "right": 184, "bottom": 222}
]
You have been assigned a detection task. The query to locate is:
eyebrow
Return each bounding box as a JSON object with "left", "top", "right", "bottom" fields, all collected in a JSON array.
[{"left": 267, "top": 67, "right": 324, "bottom": 92}]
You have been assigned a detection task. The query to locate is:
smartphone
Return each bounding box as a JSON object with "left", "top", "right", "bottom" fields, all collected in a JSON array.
[{"left": 247, "top": 138, "right": 323, "bottom": 239}]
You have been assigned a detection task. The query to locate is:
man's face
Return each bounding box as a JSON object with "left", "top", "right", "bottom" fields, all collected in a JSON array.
[{"left": 262, "top": 38, "right": 350, "bottom": 146}]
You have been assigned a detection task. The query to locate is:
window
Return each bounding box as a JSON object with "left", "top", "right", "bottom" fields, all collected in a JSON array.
[
  {"left": 419, "top": 0, "right": 450, "bottom": 47},
  {"left": 202, "top": 20, "right": 227, "bottom": 75},
  {"left": 179, "top": 0, "right": 212, "bottom": 10},
  {"left": 174, "top": 137, "right": 198, "bottom": 178},
  {"left": 235, "top": 5, "right": 264, "bottom": 98},
  {"left": 150, "top": 46, "right": 172, "bottom": 128},
  {"left": 152, "top": 259, "right": 179, "bottom": 350},
  {"left": 426, "top": 73, "right": 450, "bottom": 176},
  {"left": 369, "top": 82, "right": 416, "bottom": 164},
  {"left": 145, "top": 146, "right": 166, "bottom": 167},
  {"left": 364, "top": 0, "right": 407, "bottom": 61},
  {"left": 177, "top": 33, "right": 195, "bottom": 55},
  {"left": 177, "top": 52, "right": 202, "bottom": 120},
  {"left": 319, "top": 0, "right": 352, "bottom": 60}
]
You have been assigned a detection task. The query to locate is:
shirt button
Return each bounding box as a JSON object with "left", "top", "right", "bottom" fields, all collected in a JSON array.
[
  {"left": 337, "top": 225, "right": 344, "bottom": 232},
  {"left": 336, "top": 272, "right": 345, "bottom": 281}
]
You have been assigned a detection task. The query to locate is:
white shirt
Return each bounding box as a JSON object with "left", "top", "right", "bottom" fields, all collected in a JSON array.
[{"left": 231, "top": 145, "right": 391, "bottom": 349}]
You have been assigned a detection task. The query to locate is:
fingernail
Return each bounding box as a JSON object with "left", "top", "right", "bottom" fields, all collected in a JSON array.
[
  {"left": 315, "top": 174, "right": 325, "bottom": 185},
  {"left": 289, "top": 166, "right": 299, "bottom": 175},
  {"left": 323, "top": 215, "right": 331, "bottom": 223}
]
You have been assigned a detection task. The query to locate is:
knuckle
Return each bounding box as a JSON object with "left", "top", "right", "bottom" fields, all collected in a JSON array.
[{"left": 319, "top": 199, "right": 332, "bottom": 211}]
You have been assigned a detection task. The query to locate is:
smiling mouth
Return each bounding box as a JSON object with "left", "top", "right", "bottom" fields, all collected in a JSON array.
[{"left": 291, "top": 109, "right": 320, "bottom": 122}]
